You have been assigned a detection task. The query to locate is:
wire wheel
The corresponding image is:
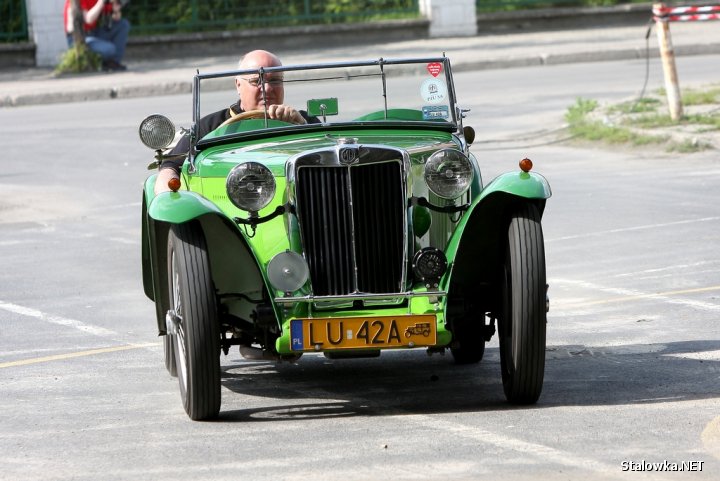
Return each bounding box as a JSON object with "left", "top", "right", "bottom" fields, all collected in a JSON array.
[
  {"left": 168, "top": 222, "right": 221, "bottom": 420},
  {"left": 163, "top": 329, "right": 177, "bottom": 377}
]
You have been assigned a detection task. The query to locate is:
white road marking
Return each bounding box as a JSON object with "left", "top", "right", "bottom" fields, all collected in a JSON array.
[
  {"left": 401, "top": 414, "right": 618, "bottom": 474},
  {"left": 0, "top": 300, "right": 119, "bottom": 338},
  {"left": 107, "top": 236, "right": 140, "bottom": 245},
  {"left": 702, "top": 416, "right": 720, "bottom": 460},
  {"left": 664, "top": 350, "right": 720, "bottom": 361},
  {"left": 546, "top": 216, "right": 720, "bottom": 242},
  {"left": 551, "top": 279, "right": 720, "bottom": 312},
  {"left": 609, "top": 260, "right": 720, "bottom": 278},
  {"left": 0, "top": 240, "right": 39, "bottom": 247},
  {"left": 0, "top": 343, "right": 159, "bottom": 369}
]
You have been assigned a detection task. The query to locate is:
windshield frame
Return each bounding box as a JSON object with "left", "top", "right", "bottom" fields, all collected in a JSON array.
[{"left": 188, "top": 57, "right": 461, "bottom": 166}]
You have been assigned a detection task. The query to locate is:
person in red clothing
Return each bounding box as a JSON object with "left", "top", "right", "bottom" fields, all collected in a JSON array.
[{"left": 64, "top": 0, "right": 130, "bottom": 71}]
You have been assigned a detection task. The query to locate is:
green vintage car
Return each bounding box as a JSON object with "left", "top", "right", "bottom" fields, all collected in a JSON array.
[{"left": 139, "top": 57, "right": 551, "bottom": 420}]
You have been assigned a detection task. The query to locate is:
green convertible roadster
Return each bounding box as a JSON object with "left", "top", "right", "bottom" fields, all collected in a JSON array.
[{"left": 139, "top": 57, "right": 552, "bottom": 420}]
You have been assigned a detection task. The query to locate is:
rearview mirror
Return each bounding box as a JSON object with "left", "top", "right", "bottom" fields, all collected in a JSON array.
[{"left": 307, "top": 98, "right": 339, "bottom": 122}]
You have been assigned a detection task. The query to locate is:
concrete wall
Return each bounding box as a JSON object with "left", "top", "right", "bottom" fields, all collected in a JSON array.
[
  {"left": 420, "top": 0, "right": 477, "bottom": 37},
  {"left": 26, "top": 0, "right": 66, "bottom": 68}
]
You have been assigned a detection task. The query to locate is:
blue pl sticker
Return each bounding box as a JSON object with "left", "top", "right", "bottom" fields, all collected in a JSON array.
[
  {"left": 422, "top": 105, "right": 450, "bottom": 120},
  {"left": 290, "top": 320, "right": 304, "bottom": 351}
]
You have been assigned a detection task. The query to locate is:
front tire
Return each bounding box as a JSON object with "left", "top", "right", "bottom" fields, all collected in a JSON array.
[
  {"left": 168, "top": 222, "right": 221, "bottom": 420},
  {"left": 498, "top": 203, "right": 547, "bottom": 404}
]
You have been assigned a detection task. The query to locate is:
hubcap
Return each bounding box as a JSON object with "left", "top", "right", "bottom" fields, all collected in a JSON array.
[{"left": 171, "top": 251, "right": 188, "bottom": 388}]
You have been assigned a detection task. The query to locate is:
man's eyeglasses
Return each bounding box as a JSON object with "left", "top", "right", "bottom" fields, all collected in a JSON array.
[{"left": 240, "top": 77, "right": 284, "bottom": 88}]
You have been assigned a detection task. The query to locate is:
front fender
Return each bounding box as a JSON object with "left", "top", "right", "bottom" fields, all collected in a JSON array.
[
  {"left": 148, "top": 189, "right": 225, "bottom": 224},
  {"left": 141, "top": 175, "right": 271, "bottom": 336},
  {"left": 443, "top": 170, "right": 551, "bottom": 293},
  {"left": 479, "top": 171, "right": 552, "bottom": 204}
]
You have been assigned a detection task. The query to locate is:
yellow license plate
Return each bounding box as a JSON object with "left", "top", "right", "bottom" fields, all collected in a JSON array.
[{"left": 290, "top": 315, "right": 437, "bottom": 351}]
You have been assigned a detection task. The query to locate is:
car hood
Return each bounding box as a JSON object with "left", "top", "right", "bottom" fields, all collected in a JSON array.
[{"left": 195, "top": 129, "right": 457, "bottom": 178}]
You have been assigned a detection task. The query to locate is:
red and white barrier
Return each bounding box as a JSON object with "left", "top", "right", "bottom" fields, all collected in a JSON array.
[{"left": 653, "top": 4, "right": 720, "bottom": 21}]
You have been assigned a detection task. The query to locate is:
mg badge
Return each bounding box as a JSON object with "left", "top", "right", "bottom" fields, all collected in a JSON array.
[{"left": 339, "top": 147, "right": 359, "bottom": 165}]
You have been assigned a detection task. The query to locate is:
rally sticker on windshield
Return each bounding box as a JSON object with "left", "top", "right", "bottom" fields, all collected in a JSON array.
[
  {"left": 420, "top": 79, "right": 447, "bottom": 104},
  {"left": 422, "top": 105, "right": 449, "bottom": 120}
]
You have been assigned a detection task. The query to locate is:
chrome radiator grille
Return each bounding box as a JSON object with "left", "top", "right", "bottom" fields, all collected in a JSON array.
[{"left": 296, "top": 161, "right": 405, "bottom": 296}]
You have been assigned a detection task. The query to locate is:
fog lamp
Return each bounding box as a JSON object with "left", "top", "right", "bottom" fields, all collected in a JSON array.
[
  {"left": 226, "top": 162, "right": 276, "bottom": 212},
  {"left": 412, "top": 247, "right": 448, "bottom": 288},
  {"left": 267, "top": 251, "right": 309, "bottom": 294},
  {"left": 424, "top": 149, "right": 473, "bottom": 199},
  {"left": 138, "top": 114, "right": 175, "bottom": 150}
]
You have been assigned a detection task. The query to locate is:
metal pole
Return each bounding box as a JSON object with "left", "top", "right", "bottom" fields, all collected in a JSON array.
[
  {"left": 191, "top": 0, "right": 198, "bottom": 24},
  {"left": 654, "top": 4, "right": 683, "bottom": 121}
]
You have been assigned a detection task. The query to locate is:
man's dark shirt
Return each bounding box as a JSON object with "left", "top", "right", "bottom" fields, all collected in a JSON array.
[{"left": 160, "top": 101, "right": 319, "bottom": 175}]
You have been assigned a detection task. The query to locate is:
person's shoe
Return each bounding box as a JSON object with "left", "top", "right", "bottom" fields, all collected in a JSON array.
[{"left": 102, "top": 60, "right": 127, "bottom": 72}]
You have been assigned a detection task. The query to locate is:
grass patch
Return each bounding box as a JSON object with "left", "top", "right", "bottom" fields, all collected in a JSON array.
[
  {"left": 630, "top": 113, "right": 720, "bottom": 129},
  {"left": 657, "top": 85, "right": 720, "bottom": 106},
  {"left": 608, "top": 97, "right": 660, "bottom": 114},
  {"left": 54, "top": 44, "right": 101, "bottom": 75},
  {"left": 565, "top": 97, "right": 668, "bottom": 146},
  {"left": 564, "top": 90, "right": 718, "bottom": 153},
  {"left": 682, "top": 86, "right": 720, "bottom": 106},
  {"left": 667, "top": 139, "right": 713, "bottom": 153}
]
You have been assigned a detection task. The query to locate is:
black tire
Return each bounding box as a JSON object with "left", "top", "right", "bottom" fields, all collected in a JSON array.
[
  {"left": 163, "top": 333, "right": 177, "bottom": 377},
  {"left": 168, "top": 222, "right": 221, "bottom": 420},
  {"left": 498, "top": 203, "right": 547, "bottom": 404}
]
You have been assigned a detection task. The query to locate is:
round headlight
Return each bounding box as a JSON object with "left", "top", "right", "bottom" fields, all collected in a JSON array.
[
  {"left": 226, "top": 162, "right": 276, "bottom": 212},
  {"left": 424, "top": 149, "right": 474, "bottom": 199},
  {"left": 139, "top": 114, "right": 175, "bottom": 150},
  {"left": 267, "top": 251, "right": 309, "bottom": 293}
]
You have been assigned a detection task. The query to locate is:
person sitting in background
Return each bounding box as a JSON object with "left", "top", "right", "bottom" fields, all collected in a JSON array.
[
  {"left": 64, "top": 0, "right": 130, "bottom": 72},
  {"left": 154, "top": 49, "right": 319, "bottom": 194}
]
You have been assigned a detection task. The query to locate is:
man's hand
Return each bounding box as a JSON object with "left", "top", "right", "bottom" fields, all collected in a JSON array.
[{"left": 266, "top": 104, "right": 306, "bottom": 124}]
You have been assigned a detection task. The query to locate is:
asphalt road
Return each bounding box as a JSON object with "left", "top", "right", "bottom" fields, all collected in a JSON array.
[{"left": 1, "top": 56, "right": 718, "bottom": 480}]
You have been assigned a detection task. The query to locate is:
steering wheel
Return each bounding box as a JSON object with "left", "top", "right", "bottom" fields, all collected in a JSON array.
[{"left": 219, "top": 109, "right": 267, "bottom": 128}]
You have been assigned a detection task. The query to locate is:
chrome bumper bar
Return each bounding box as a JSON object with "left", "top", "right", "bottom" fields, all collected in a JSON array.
[{"left": 274, "top": 290, "right": 447, "bottom": 304}]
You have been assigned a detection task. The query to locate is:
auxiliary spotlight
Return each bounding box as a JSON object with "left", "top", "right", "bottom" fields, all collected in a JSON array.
[
  {"left": 267, "top": 251, "right": 309, "bottom": 294},
  {"left": 412, "top": 247, "right": 448, "bottom": 288}
]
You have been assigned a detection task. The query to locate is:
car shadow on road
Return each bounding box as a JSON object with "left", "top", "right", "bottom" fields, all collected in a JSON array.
[{"left": 216, "top": 339, "right": 720, "bottom": 422}]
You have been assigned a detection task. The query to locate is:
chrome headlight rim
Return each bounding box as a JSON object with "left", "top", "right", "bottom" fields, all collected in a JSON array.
[
  {"left": 423, "top": 148, "right": 474, "bottom": 200},
  {"left": 226, "top": 162, "right": 277, "bottom": 213},
  {"left": 138, "top": 114, "right": 175, "bottom": 150}
]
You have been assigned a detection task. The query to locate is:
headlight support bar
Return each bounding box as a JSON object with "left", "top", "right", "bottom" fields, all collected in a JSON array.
[{"left": 409, "top": 196, "right": 469, "bottom": 214}]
